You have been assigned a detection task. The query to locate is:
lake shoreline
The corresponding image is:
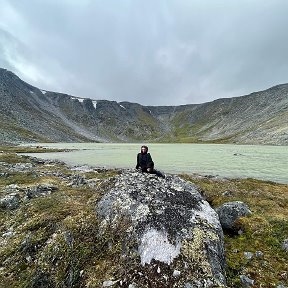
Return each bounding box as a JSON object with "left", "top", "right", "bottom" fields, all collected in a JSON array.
[{"left": 2, "top": 143, "right": 287, "bottom": 184}]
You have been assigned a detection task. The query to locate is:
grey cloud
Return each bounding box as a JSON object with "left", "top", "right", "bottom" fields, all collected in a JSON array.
[{"left": 1, "top": 0, "right": 288, "bottom": 105}]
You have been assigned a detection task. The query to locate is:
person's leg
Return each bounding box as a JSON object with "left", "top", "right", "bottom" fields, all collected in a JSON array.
[
  {"left": 147, "top": 166, "right": 165, "bottom": 178},
  {"left": 154, "top": 169, "right": 165, "bottom": 178}
]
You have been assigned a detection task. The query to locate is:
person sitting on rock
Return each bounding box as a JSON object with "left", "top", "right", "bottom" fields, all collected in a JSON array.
[
  {"left": 136, "top": 145, "right": 165, "bottom": 178},
  {"left": 136, "top": 145, "right": 154, "bottom": 172}
]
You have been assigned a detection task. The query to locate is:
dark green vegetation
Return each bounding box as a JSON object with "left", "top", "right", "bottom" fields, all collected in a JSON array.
[
  {"left": 0, "top": 146, "right": 287, "bottom": 287},
  {"left": 1, "top": 68, "right": 288, "bottom": 145},
  {"left": 182, "top": 175, "right": 288, "bottom": 287}
]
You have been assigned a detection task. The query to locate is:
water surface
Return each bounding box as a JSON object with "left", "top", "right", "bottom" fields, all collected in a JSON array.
[{"left": 24, "top": 143, "right": 288, "bottom": 184}]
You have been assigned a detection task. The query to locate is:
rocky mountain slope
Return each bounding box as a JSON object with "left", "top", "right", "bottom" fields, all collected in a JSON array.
[{"left": 0, "top": 68, "right": 287, "bottom": 145}]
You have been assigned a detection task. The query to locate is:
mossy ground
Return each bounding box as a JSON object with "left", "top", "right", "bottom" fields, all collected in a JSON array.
[
  {"left": 0, "top": 147, "right": 121, "bottom": 287},
  {"left": 0, "top": 146, "right": 287, "bottom": 287},
  {"left": 181, "top": 174, "right": 288, "bottom": 287}
]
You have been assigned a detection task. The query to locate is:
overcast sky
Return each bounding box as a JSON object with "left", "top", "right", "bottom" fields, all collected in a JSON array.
[{"left": 1, "top": 0, "right": 288, "bottom": 105}]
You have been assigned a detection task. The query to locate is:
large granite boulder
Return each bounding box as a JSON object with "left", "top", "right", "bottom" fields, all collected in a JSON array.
[{"left": 96, "top": 170, "right": 226, "bottom": 287}]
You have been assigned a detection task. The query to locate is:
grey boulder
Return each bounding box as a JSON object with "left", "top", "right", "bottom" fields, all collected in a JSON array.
[{"left": 215, "top": 201, "right": 251, "bottom": 232}]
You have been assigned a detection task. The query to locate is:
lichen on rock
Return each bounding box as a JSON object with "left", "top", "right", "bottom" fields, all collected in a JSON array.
[
  {"left": 96, "top": 170, "right": 226, "bottom": 287},
  {"left": 138, "top": 228, "right": 181, "bottom": 265}
]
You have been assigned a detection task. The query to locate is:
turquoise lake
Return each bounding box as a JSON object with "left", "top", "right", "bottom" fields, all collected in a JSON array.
[{"left": 24, "top": 143, "right": 288, "bottom": 184}]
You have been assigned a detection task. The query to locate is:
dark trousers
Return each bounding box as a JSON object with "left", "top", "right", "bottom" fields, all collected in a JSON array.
[
  {"left": 141, "top": 167, "right": 153, "bottom": 173},
  {"left": 140, "top": 167, "right": 165, "bottom": 178}
]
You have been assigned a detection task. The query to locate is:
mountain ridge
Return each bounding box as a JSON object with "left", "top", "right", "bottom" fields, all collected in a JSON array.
[{"left": 0, "top": 68, "right": 287, "bottom": 145}]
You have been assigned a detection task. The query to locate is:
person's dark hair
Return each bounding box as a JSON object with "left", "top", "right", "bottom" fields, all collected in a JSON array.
[{"left": 141, "top": 145, "right": 148, "bottom": 151}]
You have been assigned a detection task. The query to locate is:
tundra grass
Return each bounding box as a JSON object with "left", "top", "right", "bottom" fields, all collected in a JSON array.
[
  {"left": 0, "top": 146, "right": 287, "bottom": 287},
  {"left": 0, "top": 147, "right": 120, "bottom": 287},
  {"left": 181, "top": 174, "right": 288, "bottom": 287}
]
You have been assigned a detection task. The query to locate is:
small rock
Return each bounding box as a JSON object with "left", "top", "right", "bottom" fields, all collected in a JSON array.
[
  {"left": 87, "top": 178, "right": 100, "bottom": 188},
  {"left": 0, "top": 172, "right": 9, "bottom": 177},
  {"left": 71, "top": 165, "right": 94, "bottom": 172},
  {"left": 2, "top": 230, "right": 14, "bottom": 238},
  {"left": 222, "top": 190, "right": 233, "bottom": 197},
  {"left": 30, "top": 270, "right": 54, "bottom": 287},
  {"left": 255, "top": 251, "right": 263, "bottom": 258},
  {"left": 128, "top": 284, "right": 137, "bottom": 288},
  {"left": 244, "top": 252, "right": 253, "bottom": 260},
  {"left": 0, "top": 193, "right": 20, "bottom": 210},
  {"left": 215, "top": 201, "right": 252, "bottom": 232},
  {"left": 282, "top": 239, "right": 288, "bottom": 252},
  {"left": 31, "top": 157, "right": 45, "bottom": 164},
  {"left": 240, "top": 275, "right": 254, "bottom": 287},
  {"left": 276, "top": 284, "right": 287, "bottom": 288},
  {"left": 103, "top": 280, "right": 118, "bottom": 287},
  {"left": 26, "top": 255, "right": 32, "bottom": 263},
  {"left": 64, "top": 231, "right": 74, "bottom": 248},
  {"left": 11, "top": 162, "right": 33, "bottom": 172},
  {"left": 67, "top": 174, "right": 87, "bottom": 187},
  {"left": 25, "top": 184, "right": 58, "bottom": 199},
  {"left": 173, "top": 270, "right": 181, "bottom": 277},
  {"left": 45, "top": 159, "right": 65, "bottom": 165},
  {"left": 205, "top": 174, "right": 215, "bottom": 179},
  {"left": 5, "top": 184, "right": 20, "bottom": 193}
]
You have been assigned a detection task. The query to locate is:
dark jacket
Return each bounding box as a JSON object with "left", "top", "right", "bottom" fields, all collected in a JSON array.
[{"left": 136, "top": 152, "right": 154, "bottom": 170}]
